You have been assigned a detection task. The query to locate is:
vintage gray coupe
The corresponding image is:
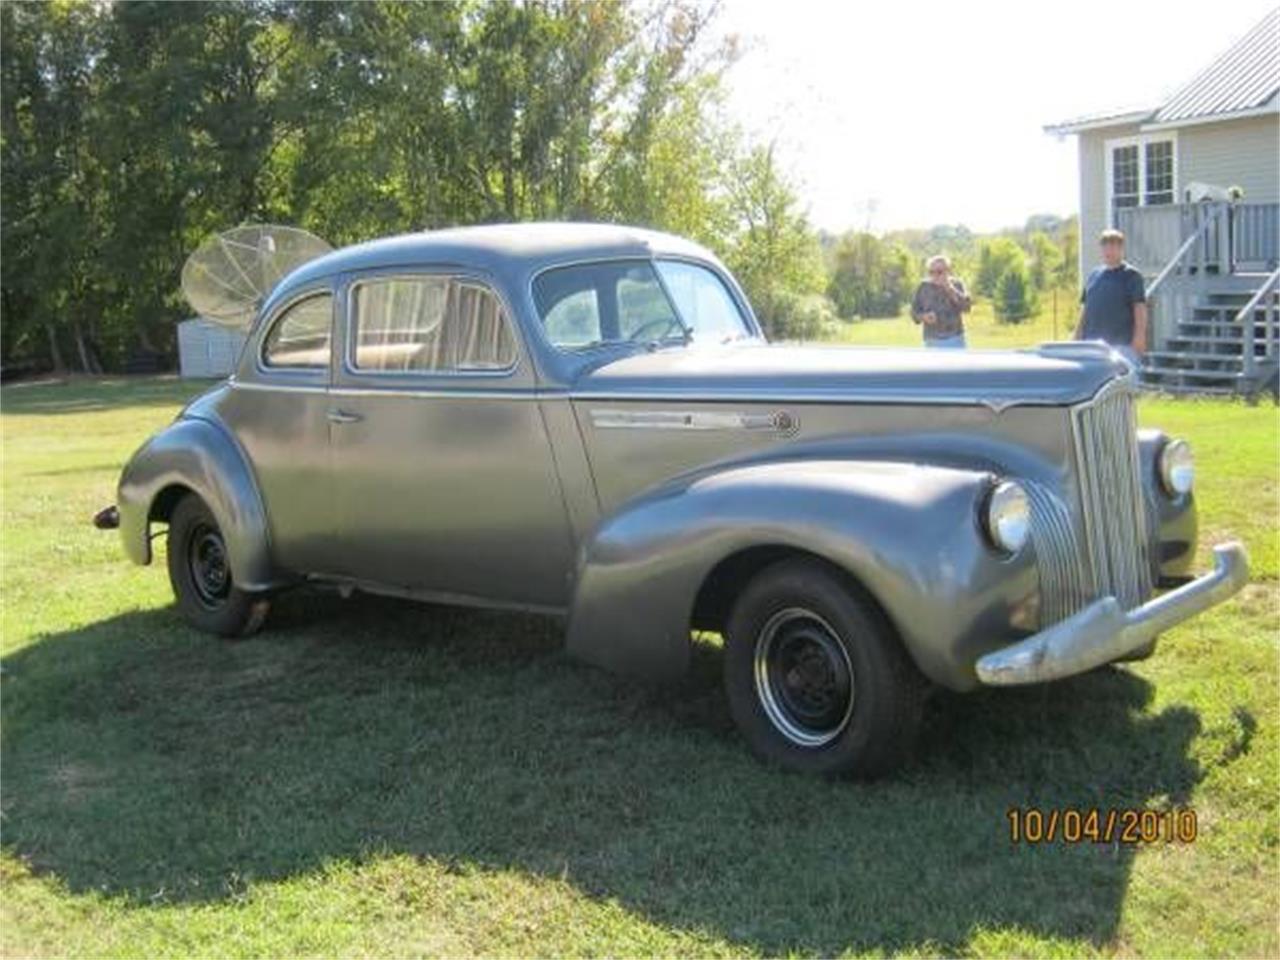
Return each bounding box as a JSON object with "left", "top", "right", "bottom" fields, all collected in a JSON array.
[{"left": 101, "top": 222, "right": 1248, "bottom": 776}]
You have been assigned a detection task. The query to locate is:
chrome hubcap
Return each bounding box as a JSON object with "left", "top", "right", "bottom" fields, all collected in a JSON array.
[{"left": 753, "top": 607, "right": 855, "bottom": 747}]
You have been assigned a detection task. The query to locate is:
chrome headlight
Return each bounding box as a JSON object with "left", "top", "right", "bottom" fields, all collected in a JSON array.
[
  {"left": 983, "top": 480, "right": 1030, "bottom": 555},
  {"left": 1159, "top": 438, "right": 1194, "bottom": 496}
]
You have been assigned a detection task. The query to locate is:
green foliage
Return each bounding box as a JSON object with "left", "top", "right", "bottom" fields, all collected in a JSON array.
[
  {"left": 1027, "top": 231, "right": 1062, "bottom": 291},
  {"left": 0, "top": 0, "right": 1083, "bottom": 371},
  {"left": 765, "top": 290, "right": 839, "bottom": 341},
  {"left": 975, "top": 237, "right": 1024, "bottom": 298},
  {"left": 3, "top": 0, "right": 789, "bottom": 372},
  {"left": 720, "top": 143, "right": 827, "bottom": 336},
  {"left": 825, "top": 233, "right": 914, "bottom": 320},
  {"left": 993, "top": 256, "right": 1039, "bottom": 322}
]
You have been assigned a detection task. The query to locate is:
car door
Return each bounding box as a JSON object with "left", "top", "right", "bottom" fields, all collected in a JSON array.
[
  {"left": 327, "top": 268, "right": 575, "bottom": 608},
  {"left": 220, "top": 282, "right": 341, "bottom": 577}
]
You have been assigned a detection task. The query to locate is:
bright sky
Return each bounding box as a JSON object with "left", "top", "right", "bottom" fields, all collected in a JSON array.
[{"left": 713, "top": 0, "right": 1277, "bottom": 234}]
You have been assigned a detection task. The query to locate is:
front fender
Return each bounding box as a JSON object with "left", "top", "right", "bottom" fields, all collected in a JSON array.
[
  {"left": 565, "top": 459, "right": 1039, "bottom": 690},
  {"left": 1137, "top": 429, "right": 1197, "bottom": 584},
  {"left": 117, "top": 416, "right": 276, "bottom": 591}
]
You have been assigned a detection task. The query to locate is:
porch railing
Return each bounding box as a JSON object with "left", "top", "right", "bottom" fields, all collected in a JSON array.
[
  {"left": 1116, "top": 201, "right": 1277, "bottom": 276},
  {"left": 1144, "top": 203, "right": 1230, "bottom": 351},
  {"left": 1233, "top": 203, "right": 1280, "bottom": 268},
  {"left": 1237, "top": 264, "right": 1280, "bottom": 382},
  {"left": 1116, "top": 202, "right": 1232, "bottom": 276}
]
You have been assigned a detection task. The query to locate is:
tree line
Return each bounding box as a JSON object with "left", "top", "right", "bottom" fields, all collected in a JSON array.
[
  {"left": 821, "top": 215, "right": 1081, "bottom": 330},
  {"left": 2, "top": 0, "right": 832, "bottom": 373},
  {"left": 1, "top": 1, "right": 1077, "bottom": 374}
]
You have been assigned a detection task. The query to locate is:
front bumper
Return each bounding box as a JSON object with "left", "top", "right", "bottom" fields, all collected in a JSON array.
[{"left": 976, "top": 541, "right": 1249, "bottom": 686}]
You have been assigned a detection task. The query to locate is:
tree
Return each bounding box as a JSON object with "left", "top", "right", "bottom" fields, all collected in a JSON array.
[
  {"left": 1028, "top": 231, "right": 1063, "bottom": 291},
  {"left": 826, "top": 232, "right": 914, "bottom": 319},
  {"left": 975, "top": 237, "right": 1023, "bottom": 298},
  {"left": 721, "top": 142, "right": 826, "bottom": 336},
  {"left": 993, "top": 255, "right": 1039, "bottom": 322},
  {"left": 768, "top": 290, "right": 839, "bottom": 342},
  {"left": 0, "top": 0, "right": 753, "bottom": 372}
]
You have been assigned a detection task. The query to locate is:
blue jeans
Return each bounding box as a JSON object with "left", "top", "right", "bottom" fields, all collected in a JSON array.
[{"left": 925, "top": 333, "right": 967, "bottom": 349}]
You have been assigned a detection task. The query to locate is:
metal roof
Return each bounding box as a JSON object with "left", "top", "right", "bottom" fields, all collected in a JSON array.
[
  {"left": 1044, "top": 106, "right": 1157, "bottom": 135},
  {"left": 1153, "top": 7, "right": 1279, "bottom": 123}
]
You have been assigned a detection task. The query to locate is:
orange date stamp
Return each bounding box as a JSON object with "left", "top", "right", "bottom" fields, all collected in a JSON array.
[{"left": 1007, "top": 807, "right": 1198, "bottom": 845}]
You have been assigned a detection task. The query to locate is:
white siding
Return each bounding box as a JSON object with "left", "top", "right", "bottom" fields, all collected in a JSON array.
[
  {"left": 1072, "top": 113, "right": 1278, "bottom": 278},
  {"left": 1177, "top": 113, "right": 1279, "bottom": 204},
  {"left": 1076, "top": 122, "right": 1143, "bottom": 280},
  {"left": 177, "top": 318, "right": 248, "bottom": 379}
]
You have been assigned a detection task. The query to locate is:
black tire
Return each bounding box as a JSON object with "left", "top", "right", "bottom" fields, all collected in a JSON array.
[
  {"left": 166, "top": 493, "right": 270, "bottom": 637},
  {"left": 723, "top": 558, "right": 926, "bottom": 778}
]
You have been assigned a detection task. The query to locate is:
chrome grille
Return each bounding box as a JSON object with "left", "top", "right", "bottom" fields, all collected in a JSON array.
[
  {"left": 1025, "top": 481, "right": 1092, "bottom": 625},
  {"left": 1071, "top": 381, "right": 1153, "bottom": 610}
]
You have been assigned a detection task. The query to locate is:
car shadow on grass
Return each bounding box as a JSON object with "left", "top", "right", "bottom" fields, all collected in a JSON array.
[{"left": 1, "top": 591, "right": 1203, "bottom": 955}]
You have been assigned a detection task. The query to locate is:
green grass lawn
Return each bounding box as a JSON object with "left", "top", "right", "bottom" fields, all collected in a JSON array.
[
  {"left": 834, "top": 289, "right": 1077, "bottom": 349},
  {"left": 1, "top": 374, "right": 1276, "bottom": 958}
]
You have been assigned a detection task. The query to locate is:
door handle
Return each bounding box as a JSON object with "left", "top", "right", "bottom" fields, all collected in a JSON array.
[{"left": 326, "top": 408, "right": 363, "bottom": 425}]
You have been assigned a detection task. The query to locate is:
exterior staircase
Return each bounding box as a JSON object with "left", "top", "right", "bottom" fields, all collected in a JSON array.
[
  {"left": 1137, "top": 201, "right": 1280, "bottom": 401},
  {"left": 1142, "top": 281, "right": 1280, "bottom": 397}
]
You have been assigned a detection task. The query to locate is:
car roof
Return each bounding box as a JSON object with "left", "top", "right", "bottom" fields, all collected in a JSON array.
[{"left": 266, "top": 221, "right": 720, "bottom": 310}]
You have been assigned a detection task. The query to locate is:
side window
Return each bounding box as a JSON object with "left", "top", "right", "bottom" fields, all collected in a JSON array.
[
  {"left": 262, "top": 294, "right": 332, "bottom": 369},
  {"left": 352, "top": 276, "right": 517, "bottom": 373},
  {"left": 542, "top": 288, "right": 601, "bottom": 346}
]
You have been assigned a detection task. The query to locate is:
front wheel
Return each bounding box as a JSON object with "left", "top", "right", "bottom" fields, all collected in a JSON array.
[
  {"left": 723, "top": 559, "right": 926, "bottom": 778},
  {"left": 166, "top": 494, "right": 270, "bottom": 637}
]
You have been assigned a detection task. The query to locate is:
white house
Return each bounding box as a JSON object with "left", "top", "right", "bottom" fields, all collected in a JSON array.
[{"left": 1046, "top": 8, "right": 1279, "bottom": 397}]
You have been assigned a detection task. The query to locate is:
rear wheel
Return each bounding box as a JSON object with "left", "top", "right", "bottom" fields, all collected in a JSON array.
[
  {"left": 723, "top": 558, "right": 926, "bottom": 777},
  {"left": 166, "top": 494, "right": 269, "bottom": 637}
]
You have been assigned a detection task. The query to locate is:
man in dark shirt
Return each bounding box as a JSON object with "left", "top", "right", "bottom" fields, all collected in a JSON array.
[
  {"left": 1076, "top": 228, "right": 1148, "bottom": 367},
  {"left": 911, "top": 255, "right": 972, "bottom": 348}
]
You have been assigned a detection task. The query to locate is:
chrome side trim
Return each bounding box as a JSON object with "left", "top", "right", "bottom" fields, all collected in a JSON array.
[
  {"left": 589, "top": 408, "right": 797, "bottom": 433},
  {"left": 229, "top": 381, "right": 571, "bottom": 401},
  {"left": 574, "top": 390, "right": 1045, "bottom": 412},
  {"left": 977, "top": 541, "right": 1248, "bottom": 685},
  {"left": 231, "top": 380, "right": 328, "bottom": 395}
]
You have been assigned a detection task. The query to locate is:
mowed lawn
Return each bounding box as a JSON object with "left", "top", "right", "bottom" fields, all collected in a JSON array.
[
  {"left": 1, "top": 360, "right": 1276, "bottom": 957},
  {"left": 835, "top": 289, "right": 1077, "bottom": 350}
]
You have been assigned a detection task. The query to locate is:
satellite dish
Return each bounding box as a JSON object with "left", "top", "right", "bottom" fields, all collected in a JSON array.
[{"left": 180, "top": 224, "right": 332, "bottom": 328}]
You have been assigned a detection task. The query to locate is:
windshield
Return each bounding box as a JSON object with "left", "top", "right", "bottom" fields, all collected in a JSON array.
[{"left": 533, "top": 259, "right": 752, "bottom": 350}]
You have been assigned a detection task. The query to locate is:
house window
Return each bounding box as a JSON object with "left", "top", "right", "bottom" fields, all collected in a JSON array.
[
  {"left": 1111, "top": 145, "right": 1140, "bottom": 210},
  {"left": 1107, "top": 135, "right": 1176, "bottom": 222},
  {"left": 1145, "top": 141, "right": 1174, "bottom": 205}
]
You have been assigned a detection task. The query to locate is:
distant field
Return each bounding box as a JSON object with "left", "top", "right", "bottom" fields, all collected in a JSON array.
[
  {"left": 834, "top": 288, "right": 1078, "bottom": 349},
  {"left": 1, "top": 376, "right": 1276, "bottom": 958}
]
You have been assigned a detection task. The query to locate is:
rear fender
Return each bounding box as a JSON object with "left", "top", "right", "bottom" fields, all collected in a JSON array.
[
  {"left": 565, "top": 459, "right": 1039, "bottom": 690},
  {"left": 117, "top": 416, "right": 276, "bottom": 591}
]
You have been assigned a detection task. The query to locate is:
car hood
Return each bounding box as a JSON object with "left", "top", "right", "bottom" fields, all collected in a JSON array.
[{"left": 571, "top": 342, "right": 1128, "bottom": 409}]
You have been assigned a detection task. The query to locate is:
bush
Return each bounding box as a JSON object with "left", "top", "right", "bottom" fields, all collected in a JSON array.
[
  {"left": 826, "top": 233, "right": 915, "bottom": 319},
  {"left": 975, "top": 237, "right": 1024, "bottom": 297},
  {"left": 993, "top": 259, "right": 1039, "bottom": 323},
  {"left": 763, "top": 290, "right": 840, "bottom": 341}
]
